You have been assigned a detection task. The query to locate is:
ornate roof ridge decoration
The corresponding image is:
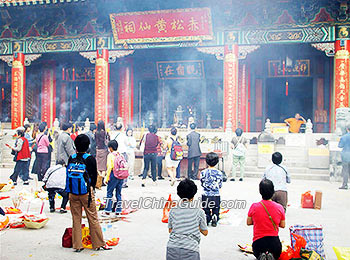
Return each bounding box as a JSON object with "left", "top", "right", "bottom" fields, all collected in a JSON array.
[
  {"left": 311, "top": 43, "right": 335, "bottom": 57},
  {"left": 197, "top": 45, "right": 260, "bottom": 60},
  {"left": 79, "top": 50, "right": 135, "bottom": 64},
  {"left": 0, "top": 0, "right": 86, "bottom": 7},
  {"left": 0, "top": 54, "right": 41, "bottom": 66}
]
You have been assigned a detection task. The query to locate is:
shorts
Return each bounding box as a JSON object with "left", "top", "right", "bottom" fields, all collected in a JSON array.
[
  {"left": 165, "top": 154, "right": 180, "bottom": 168},
  {"left": 166, "top": 247, "right": 200, "bottom": 260}
]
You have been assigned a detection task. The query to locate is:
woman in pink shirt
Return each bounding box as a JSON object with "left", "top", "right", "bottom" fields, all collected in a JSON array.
[
  {"left": 247, "top": 179, "right": 286, "bottom": 260},
  {"left": 35, "top": 122, "right": 50, "bottom": 181}
]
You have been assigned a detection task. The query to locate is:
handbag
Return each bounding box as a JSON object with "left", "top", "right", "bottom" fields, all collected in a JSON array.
[
  {"left": 32, "top": 134, "right": 44, "bottom": 154},
  {"left": 260, "top": 201, "right": 278, "bottom": 231},
  {"left": 62, "top": 224, "right": 85, "bottom": 248}
]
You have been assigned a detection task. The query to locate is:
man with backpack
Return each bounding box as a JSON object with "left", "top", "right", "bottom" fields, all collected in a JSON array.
[
  {"left": 165, "top": 127, "right": 183, "bottom": 186},
  {"left": 101, "top": 140, "right": 129, "bottom": 217},
  {"left": 66, "top": 134, "right": 111, "bottom": 252},
  {"left": 230, "top": 128, "right": 247, "bottom": 181}
]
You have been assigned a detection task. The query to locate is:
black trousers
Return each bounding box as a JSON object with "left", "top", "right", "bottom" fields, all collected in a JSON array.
[
  {"left": 47, "top": 188, "right": 69, "bottom": 210},
  {"left": 188, "top": 156, "right": 200, "bottom": 180},
  {"left": 202, "top": 195, "right": 220, "bottom": 224},
  {"left": 252, "top": 236, "right": 282, "bottom": 260},
  {"left": 10, "top": 161, "right": 29, "bottom": 182},
  {"left": 36, "top": 153, "right": 49, "bottom": 181},
  {"left": 142, "top": 153, "right": 157, "bottom": 181}
]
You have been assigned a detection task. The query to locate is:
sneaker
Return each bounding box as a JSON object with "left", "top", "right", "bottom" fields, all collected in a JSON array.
[
  {"left": 239, "top": 178, "right": 243, "bottom": 181},
  {"left": 266, "top": 253, "right": 275, "bottom": 260},
  {"left": 122, "top": 184, "right": 128, "bottom": 188},
  {"left": 101, "top": 211, "right": 110, "bottom": 218},
  {"left": 13, "top": 182, "right": 17, "bottom": 186},
  {"left": 50, "top": 209, "right": 55, "bottom": 213},
  {"left": 258, "top": 253, "right": 267, "bottom": 260},
  {"left": 60, "top": 209, "right": 67, "bottom": 214},
  {"left": 23, "top": 181, "right": 29, "bottom": 185},
  {"left": 141, "top": 183, "right": 145, "bottom": 187},
  {"left": 158, "top": 176, "right": 165, "bottom": 180},
  {"left": 230, "top": 178, "right": 235, "bottom": 182},
  {"left": 211, "top": 215, "right": 217, "bottom": 227},
  {"left": 339, "top": 186, "right": 348, "bottom": 190}
]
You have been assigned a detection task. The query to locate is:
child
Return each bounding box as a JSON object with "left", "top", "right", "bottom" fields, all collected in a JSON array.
[
  {"left": 101, "top": 140, "right": 124, "bottom": 217},
  {"left": 200, "top": 152, "right": 223, "bottom": 227},
  {"left": 43, "top": 160, "right": 68, "bottom": 213},
  {"left": 167, "top": 179, "right": 208, "bottom": 260}
]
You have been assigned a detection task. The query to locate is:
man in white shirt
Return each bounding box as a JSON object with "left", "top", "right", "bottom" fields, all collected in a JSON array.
[{"left": 263, "top": 152, "right": 291, "bottom": 212}]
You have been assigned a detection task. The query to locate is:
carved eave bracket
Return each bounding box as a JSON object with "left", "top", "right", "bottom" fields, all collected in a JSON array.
[
  {"left": 0, "top": 54, "right": 42, "bottom": 67},
  {"left": 197, "top": 45, "right": 260, "bottom": 60},
  {"left": 79, "top": 50, "right": 135, "bottom": 64},
  {"left": 311, "top": 43, "right": 335, "bottom": 57}
]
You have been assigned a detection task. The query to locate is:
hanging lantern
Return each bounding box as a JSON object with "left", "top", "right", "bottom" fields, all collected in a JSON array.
[
  {"left": 285, "top": 79, "right": 289, "bottom": 96},
  {"left": 75, "top": 86, "right": 78, "bottom": 99}
]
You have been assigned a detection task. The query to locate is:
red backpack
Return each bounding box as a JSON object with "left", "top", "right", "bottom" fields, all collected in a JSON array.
[{"left": 112, "top": 152, "right": 129, "bottom": 179}]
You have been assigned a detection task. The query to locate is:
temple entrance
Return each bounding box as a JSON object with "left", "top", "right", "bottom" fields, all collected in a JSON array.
[{"left": 266, "top": 77, "right": 313, "bottom": 123}]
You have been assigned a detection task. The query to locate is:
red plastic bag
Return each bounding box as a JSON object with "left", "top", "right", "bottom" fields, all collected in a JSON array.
[
  {"left": 279, "top": 246, "right": 294, "bottom": 260},
  {"left": 291, "top": 233, "right": 307, "bottom": 258},
  {"left": 301, "top": 191, "right": 314, "bottom": 208},
  {"left": 162, "top": 194, "right": 173, "bottom": 223},
  {"left": 106, "top": 238, "right": 120, "bottom": 246}
]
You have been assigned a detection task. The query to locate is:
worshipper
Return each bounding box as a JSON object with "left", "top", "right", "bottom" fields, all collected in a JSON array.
[
  {"left": 230, "top": 128, "right": 248, "bottom": 181},
  {"left": 186, "top": 123, "right": 202, "bottom": 180},
  {"left": 247, "top": 179, "right": 285, "bottom": 260},
  {"left": 30, "top": 123, "right": 39, "bottom": 176},
  {"left": 141, "top": 125, "right": 159, "bottom": 187},
  {"left": 67, "top": 134, "right": 111, "bottom": 252},
  {"left": 156, "top": 132, "right": 166, "bottom": 180},
  {"left": 284, "top": 113, "right": 306, "bottom": 133},
  {"left": 101, "top": 140, "right": 124, "bottom": 217},
  {"left": 263, "top": 152, "right": 290, "bottom": 211},
  {"left": 167, "top": 179, "right": 208, "bottom": 260},
  {"left": 200, "top": 152, "right": 223, "bottom": 227},
  {"left": 111, "top": 123, "right": 128, "bottom": 187},
  {"left": 42, "top": 160, "right": 68, "bottom": 213},
  {"left": 125, "top": 127, "right": 136, "bottom": 180},
  {"left": 165, "top": 127, "right": 181, "bottom": 186},
  {"left": 338, "top": 123, "right": 350, "bottom": 189},
  {"left": 86, "top": 123, "right": 97, "bottom": 157},
  {"left": 95, "top": 120, "right": 109, "bottom": 189},
  {"left": 8, "top": 127, "right": 31, "bottom": 185},
  {"left": 35, "top": 122, "right": 50, "bottom": 181},
  {"left": 23, "top": 124, "right": 34, "bottom": 180},
  {"left": 56, "top": 122, "right": 75, "bottom": 165}
]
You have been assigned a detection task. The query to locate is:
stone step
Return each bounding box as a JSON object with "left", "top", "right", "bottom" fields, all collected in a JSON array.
[
  {"left": 244, "top": 171, "right": 330, "bottom": 181},
  {"left": 244, "top": 166, "right": 329, "bottom": 175}
]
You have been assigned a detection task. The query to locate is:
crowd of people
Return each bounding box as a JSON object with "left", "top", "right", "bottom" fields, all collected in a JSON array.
[{"left": 5, "top": 120, "right": 294, "bottom": 259}]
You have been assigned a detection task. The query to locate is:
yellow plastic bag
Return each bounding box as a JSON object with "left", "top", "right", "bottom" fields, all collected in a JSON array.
[
  {"left": 333, "top": 247, "right": 350, "bottom": 260},
  {"left": 82, "top": 226, "right": 93, "bottom": 249}
]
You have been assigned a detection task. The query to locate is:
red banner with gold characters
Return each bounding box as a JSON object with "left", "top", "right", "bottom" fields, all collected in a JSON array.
[
  {"left": 95, "top": 49, "right": 109, "bottom": 124},
  {"left": 11, "top": 53, "right": 26, "bottom": 129},
  {"left": 223, "top": 45, "right": 238, "bottom": 130},
  {"left": 118, "top": 59, "right": 134, "bottom": 127},
  {"left": 41, "top": 65, "right": 56, "bottom": 128},
  {"left": 334, "top": 50, "right": 350, "bottom": 112},
  {"left": 110, "top": 8, "right": 213, "bottom": 44},
  {"left": 238, "top": 63, "right": 247, "bottom": 131}
]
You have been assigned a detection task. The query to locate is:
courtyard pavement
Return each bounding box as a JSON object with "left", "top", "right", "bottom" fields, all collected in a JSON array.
[{"left": 0, "top": 168, "right": 349, "bottom": 260}]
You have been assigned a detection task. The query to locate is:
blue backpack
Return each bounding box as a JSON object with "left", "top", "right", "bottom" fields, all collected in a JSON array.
[{"left": 66, "top": 153, "right": 91, "bottom": 195}]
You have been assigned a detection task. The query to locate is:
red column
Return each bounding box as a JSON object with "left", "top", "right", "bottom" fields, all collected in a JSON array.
[
  {"left": 41, "top": 62, "right": 56, "bottom": 128},
  {"left": 95, "top": 49, "right": 109, "bottom": 124},
  {"left": 334, "top": 38, "right": 350, "bottom": 130},
  {"left": 223, "top": 44, "right": 238, "bottom": 129},
  {"left": 11, "top": 52, "right": 26, "bottom": 129},
  {"left": 118, "top": 58, "right": 134, "bottom": 127}
]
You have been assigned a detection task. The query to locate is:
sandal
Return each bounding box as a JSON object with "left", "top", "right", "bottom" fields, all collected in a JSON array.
[
  {"left": 95, "top": 245, "right": 112, "bottom": 251},
  {"left": 74, "top": 248, "right": 84, "bottom": 253}
]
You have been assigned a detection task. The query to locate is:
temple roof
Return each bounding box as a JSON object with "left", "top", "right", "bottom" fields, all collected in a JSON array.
[{"left": 0, "top": 0, "right": 85, "bottom": 7}]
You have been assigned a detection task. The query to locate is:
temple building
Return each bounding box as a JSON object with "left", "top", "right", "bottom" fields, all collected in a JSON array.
[{"left": 0, "top": 0, "right": 349, "bottom": 132}]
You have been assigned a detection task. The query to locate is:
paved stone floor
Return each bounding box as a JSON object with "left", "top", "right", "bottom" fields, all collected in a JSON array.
[{"left": 0, "top": 168, "right": 349, "bottom": 260}]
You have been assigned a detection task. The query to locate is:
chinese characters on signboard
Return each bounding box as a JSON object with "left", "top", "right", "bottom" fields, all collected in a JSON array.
[
  {"left": 335, "top": 57, "right": 349, "bottom": 109},
  {"left": 157, "top": 61, "right": 204, "bottom": 79},
  {"left": 268, "top": 60, "right": 310, "bottom": 77},
  {"left": 11, "top": 58, "right": 25, "bottom": 129},
  {"left": 110, "top": 8, "right": 213, "bottom": 44},
  {"left": 94, "top": 57, "right": 109, "bottom": 123}
]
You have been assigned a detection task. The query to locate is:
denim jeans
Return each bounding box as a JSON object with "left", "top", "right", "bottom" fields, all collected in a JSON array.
[
  {"left": 176, "top": 160, "right": 181, "bottom": 178},
  {"left": 156, "top": 156, "right": 164, "bottom": 177},
  {"left": 47, "top": 188, "right": 69, "bottom": 210},
  {"left": 10, "top": 160, "right": 30, "bottom": 182},
  {"left": 105, "top": 174, "right": 124, "bottom": 213},
  {"left": 202, "top": 195, "right": 221, "bottom": 224},
  {"left": 142, "top": 153, "right": 157, "bottom": 181},
  {"left": 188, "top": 156, "right": 200, "bottom": 180}
]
